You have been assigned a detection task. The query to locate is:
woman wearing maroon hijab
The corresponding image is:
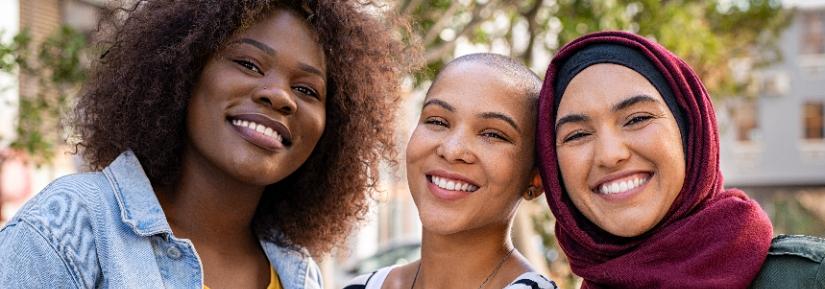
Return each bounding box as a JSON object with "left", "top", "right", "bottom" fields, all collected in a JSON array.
[{"left": 537, "top": 31, "right": 825, "bottom": 289}]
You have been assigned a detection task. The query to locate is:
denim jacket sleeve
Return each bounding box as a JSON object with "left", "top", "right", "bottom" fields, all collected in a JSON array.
[
  {"left": 0, "top": 213, "right": 80, "bottom": 288},
  {"left": 750, "top": 234, "right": 825, "bottom": 288},
  {"left": 0, "top": 174, "right": 104, "bottom": 289}
]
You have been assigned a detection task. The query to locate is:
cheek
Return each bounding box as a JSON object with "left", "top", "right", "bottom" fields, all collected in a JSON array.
[
  {"left": 405, "top": 128, "right": 432, "bottom": 166},
  {"left": 633, "top": 123, "right": 686, "bottom": 188},
  {"left": 557, "top": 147, "right": 590, "bottom": 190},
  {"left": 301, "top": 106, "right": 327, "bottom": 142}
]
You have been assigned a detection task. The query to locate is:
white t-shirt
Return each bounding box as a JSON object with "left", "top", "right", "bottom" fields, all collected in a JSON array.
[{"left": 343, "top": 265, "right": 558, "bottom": 289}]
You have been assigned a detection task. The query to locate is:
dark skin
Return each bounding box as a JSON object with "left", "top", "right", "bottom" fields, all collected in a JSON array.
[{"left": 157, "top": 8, "right": 327, "bottom": 289}]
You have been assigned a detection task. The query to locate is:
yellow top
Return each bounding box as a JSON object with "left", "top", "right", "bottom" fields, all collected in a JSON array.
[{"left": 203, "top": 267, "right": 282, "bottom": 289}]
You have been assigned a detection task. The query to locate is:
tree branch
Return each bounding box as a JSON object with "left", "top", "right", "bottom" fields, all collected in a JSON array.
[
  {"left": 519, "top": 0, "right": 542, "bottom": 65},
  {"left": 400, "top": 0, "right": 426, "bottom": 17},
  {"left": 423, "top": 2, "right": 495, "bottom": 63},
  {"left": 422, "top": 1, "right": 465, "bottom": 46}
]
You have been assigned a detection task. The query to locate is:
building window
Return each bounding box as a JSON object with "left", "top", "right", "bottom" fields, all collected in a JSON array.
[
  {"left": 733, "top": 100, "right": 759, "bottom": 142},
  {"left": 801, "top": 11, "right": 825, "bottom": 55},
  {"left": 804, "top": 101, "right": 825, "bottom": 140}
]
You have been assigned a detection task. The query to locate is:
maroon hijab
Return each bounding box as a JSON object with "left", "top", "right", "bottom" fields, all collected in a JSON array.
[{"left": 537, "top": 31, "right": 773, "bottom": 289}]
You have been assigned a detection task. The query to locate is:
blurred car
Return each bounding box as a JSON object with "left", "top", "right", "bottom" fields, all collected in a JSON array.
[{"left": 345, "top": 241, "right": 421, "bottom": 276}]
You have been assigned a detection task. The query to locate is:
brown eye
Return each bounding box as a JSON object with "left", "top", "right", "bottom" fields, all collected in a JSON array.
[
  {"left": 625, "top": 115, "right": 655, "bottom": 126},
  {"left": 563, "top": 131, "right": 590, "bottom": 143},
  {"left": 481, "top": 130, "right": 510, "bottom": 142},
  {"left": 233, "top": 59, "right": 263, "bottom": 75},
  {"left": 425, "top": 117, "right": 448, "bottom": 127},
  {"left": 293, "top": 86, "right": 319, "bottom": 99}
]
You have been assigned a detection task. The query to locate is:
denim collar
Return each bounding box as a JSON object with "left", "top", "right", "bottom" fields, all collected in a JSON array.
[
  {"left": 103, "top": 151, "right": 314, "bottom": 288},
  {"left": 261, "top": 240, "right": 315, "bottom": 289},
  {"left": 104, "top": 150, "right": 173, "bottom": 237}
]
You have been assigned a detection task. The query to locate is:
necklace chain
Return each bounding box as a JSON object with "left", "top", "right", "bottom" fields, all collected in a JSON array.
[{"left": 410, "top": 247, "right": 515, "bottom": 289}]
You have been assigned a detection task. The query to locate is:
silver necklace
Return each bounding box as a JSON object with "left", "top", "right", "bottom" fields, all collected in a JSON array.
[{"left": 410, "top": 247, "right": 515, "bottom": 289}]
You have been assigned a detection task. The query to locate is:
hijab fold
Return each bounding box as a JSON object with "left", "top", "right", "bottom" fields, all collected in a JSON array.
[{"left": 537, "top": 31, "right": 773, "bottom": 289}]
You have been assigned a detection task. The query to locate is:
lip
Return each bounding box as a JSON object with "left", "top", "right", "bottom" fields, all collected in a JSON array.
[
  {"left": 590, "top": 171, "right": 653, "bottom": 201},
  {"left": 228, "top": 113, "right": 293, "bottom": 151},
  {"left": 424, "top": 169, "right": 480, "bottom": 202}
]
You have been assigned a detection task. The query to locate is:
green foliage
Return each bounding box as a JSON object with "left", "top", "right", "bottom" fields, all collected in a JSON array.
[
  {"left": 398, "top": 1, "right": 792, "bottom": 286},
  {"left": 401, "top": 0, "right": 791, "bottom": 99},
  {"left": 553, "top": 0, "right": 791, "bottom": 98},
  {"left": 0, "top": 32, "right": 30, "bottom": 73},
  {"left": 765, "top": 193, "right": 825, "bottom": 236},
  {"left": 0, "top": 27, "right": 88, "bottom": 164}
]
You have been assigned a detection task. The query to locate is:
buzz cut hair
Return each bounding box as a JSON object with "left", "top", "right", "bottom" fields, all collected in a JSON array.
[{"left": 431, "top": 53, "right": 542, "bottom": 103}]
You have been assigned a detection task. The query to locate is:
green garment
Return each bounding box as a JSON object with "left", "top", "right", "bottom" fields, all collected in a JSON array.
[{"left": 751, "top": 235, "right": 825, "bottom": 288}]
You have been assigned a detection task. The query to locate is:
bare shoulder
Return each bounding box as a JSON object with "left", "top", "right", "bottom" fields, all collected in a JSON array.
[
  {"left": 342, "top": 262, "right": 417, "bottom": 289},
  {"left": 382, "top": 261, "right": 419, "bottom": 289}
]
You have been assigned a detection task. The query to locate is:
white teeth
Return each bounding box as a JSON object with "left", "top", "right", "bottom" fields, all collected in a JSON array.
[
  {"left": 431, "top": 176, "right": 478, "bottom": 192},
  {"left": 598, "top": 176, "right": 649, "bottom": 194},
  {"left": 231, "top": 119, "right": 284, "bottom": 144}
]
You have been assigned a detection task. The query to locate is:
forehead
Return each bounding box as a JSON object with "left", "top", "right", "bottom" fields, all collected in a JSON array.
[
  {"left": 558, "top": 63, "right": 662, "bottom": 112},
  {"left": 230, "top": 9, "right": 325, "bottom": 67},
  {"left": 428, "top": 63, "right": 531, "bottom": 117}
]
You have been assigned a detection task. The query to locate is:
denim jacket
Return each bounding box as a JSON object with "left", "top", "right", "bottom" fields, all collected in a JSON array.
[{"left": 0, "top": 151, "right": 323, "bottom": 289}]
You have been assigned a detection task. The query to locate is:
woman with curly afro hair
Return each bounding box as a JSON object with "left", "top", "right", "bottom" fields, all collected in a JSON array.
[{"left": 0, "top": 1, "right": 418, "bottom": 288}]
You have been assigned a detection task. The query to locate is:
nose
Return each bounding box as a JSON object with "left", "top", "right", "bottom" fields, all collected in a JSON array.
[
  {"left": 435, "top": 130, "right": 477, "bottom": 164},
  {"left": 254, "top": 78, "right": 298, "bottom": 115},
  {"left": 594, "top": 129, "right": 631, "bottom": 169}
]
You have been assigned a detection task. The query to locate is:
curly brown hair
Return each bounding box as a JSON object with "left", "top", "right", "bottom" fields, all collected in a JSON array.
[{"left": 73, "top": 0, "right": 418, "bottom": 255}]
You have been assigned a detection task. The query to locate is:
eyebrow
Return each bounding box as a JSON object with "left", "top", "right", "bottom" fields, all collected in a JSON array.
[
  {"left": 297, "top": 63, "right": 325, "bottom": 78},
  {"left": 612, "top": 94, "right": 660, "bottom": 112},
  {"left": 555, "top": 114, "right": 590, "bottom": 132},
  {"left": 422, "top": 99, "right": 455, "bottom": 112},
  {"left": 479, "top": 112, "right": 520, "bottom": 132},
  {"left": 229, "top": 38, "right": 325, "bottom": 78},
  {"left": 231, "top": 38, "right": 276, "bottom": 56},
  {"left": 554, "top": 94, "right": 661, "bottom": 132}
]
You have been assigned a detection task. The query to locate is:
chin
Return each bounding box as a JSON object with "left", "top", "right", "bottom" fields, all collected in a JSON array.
[
  {"left": 601, "top": 219, "right": 654, "bottom": 237},
  {"left": 419, "top": 213, "right": 467, "bottom": 235}
]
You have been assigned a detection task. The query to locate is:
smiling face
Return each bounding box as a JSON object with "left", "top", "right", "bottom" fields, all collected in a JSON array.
[
  {"left": 185, "top": 8, "right": 326, "bottom": 188},
  {"left": 555, "top": 64, "right": 685, "bottom": 237},
  {"left": 405, "top": 62, "right": 538, "bottom": 235}
]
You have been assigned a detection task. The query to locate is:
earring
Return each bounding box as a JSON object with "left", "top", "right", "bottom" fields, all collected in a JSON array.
[{"left": 526, "top": 186, "right": 538, "bottom": 199}]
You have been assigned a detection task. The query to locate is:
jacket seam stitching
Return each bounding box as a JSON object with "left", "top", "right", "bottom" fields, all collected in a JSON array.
[{"left": 18, "top": 217, "right": 84, "bottom": 289}]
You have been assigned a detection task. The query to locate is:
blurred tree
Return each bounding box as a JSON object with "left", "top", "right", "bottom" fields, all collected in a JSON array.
[
  {"left": 399, "top": 0, "right": 791, "bottom": 98},
  {"left": 0, "top": 26, "right": 88, "bottom": 164},
  {"left": 397, "top": 0, "right": 791, "bottom": 287},
  {"left": 0, "top": 27, "right": 88, "bottom": 222}
]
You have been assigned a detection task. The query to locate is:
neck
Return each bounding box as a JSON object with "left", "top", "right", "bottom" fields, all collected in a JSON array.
[
  {"left": 156, "top": 149, "right": 264, "bottom": 247},
  {"left": 416, "top": 222, "right": 515, "bottom": 289}
]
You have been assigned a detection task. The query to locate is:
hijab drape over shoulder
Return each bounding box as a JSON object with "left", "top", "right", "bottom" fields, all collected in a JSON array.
[{"left": 537, "top": 31, "right": 773, "bottom": 289}]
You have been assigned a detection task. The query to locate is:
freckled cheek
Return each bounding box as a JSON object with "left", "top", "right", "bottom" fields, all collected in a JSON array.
[{"left": 406, "top": 129, "right": 441, "bottom": 162}]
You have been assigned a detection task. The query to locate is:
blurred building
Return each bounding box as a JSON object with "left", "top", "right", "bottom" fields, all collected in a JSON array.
[
  {"left": 719, "top": 3, "right": 825, "bottom": 235},
  {"left": 0, "top": 0, "right": 104, "bottom": 222}
]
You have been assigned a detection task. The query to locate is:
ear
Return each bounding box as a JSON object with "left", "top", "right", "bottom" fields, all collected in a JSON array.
[{"left": 523, "top": 168, "right": 544, "bottom": 201}]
